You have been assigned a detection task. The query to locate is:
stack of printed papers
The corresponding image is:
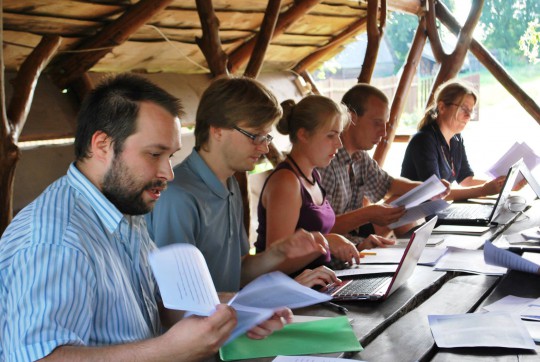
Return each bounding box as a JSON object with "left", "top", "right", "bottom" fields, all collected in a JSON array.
[
  {"left": 388, "top": 174, "right": 449, "bottom": 229},
  {"left": 428, "top": 311, "right": 536, "bottom": 349},
  {"left": 433, "top": 246, "right": 507, "bottom": 275},
  {"left": 149, "top": 244, "right": 331, "bottom": 343}
]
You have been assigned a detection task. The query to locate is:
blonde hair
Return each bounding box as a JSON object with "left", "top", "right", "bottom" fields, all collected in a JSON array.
[
  {"left": 417, "top": 79, "right": 478, "bottom": 130},
  {"left": 276, "top": 94, "right": 350, "bottom": 143}
]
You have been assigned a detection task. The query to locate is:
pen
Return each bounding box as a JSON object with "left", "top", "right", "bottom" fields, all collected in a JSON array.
[
  {"left": 323, "top": 301, "right": 348, "bottom": 314},
  {"left": 360, "top": 251, "right": 377, "bottom": 256}
]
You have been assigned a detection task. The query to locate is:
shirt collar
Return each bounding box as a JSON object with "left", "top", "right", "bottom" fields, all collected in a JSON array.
[
  {"left": 186, "top": 149, "right": 231, "bottom": 199},
  {"left": 67, "top": 163, "right": 124, "bottom": 233},
  {"left": 336, "top": 146, "right": 364, "bottom": 164},
  {"left": 336, "top": 147, "right": 352, "bottom": 164}
]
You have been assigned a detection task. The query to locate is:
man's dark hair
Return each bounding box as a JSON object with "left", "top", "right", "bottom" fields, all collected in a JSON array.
[
  {"left": 341, "top": 83, "right": 388, "bottom": 116},
  {"left": 74, "top": 73, "right": 183, "bottom": 161}
]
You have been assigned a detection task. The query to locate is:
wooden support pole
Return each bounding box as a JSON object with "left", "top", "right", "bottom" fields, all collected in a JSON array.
[
  {"left": 436, "top": 2, "right": 540, "bottom": 125},
  {"left": 51, "top": 0, "right": 173, "bottom": 89},
  {"left": 358, "top": 0, "right": 387, "bottom": 83},
  {"left": 427, "top": 0, "right": 483, "bottom": 104},
  {"left": 293, "top": 17, "right": 367, "bottom": 74},
  {"left": 244, "top": 0, "right": 282, "bottom": 79},
  {"left": 228, "top": 0, "right": 321, "bottom": 74},
  {"left": 425, "top": 0, "right": 445, "bottom": 63},
  {"left": 1, "top": 34, "right": 61, "bottom": 234},
  {"left": 299, "top": 70, "right": 322, "bottom": 95},
  {"left": 373, "top": 16, "right": 428, "bottom": 166},
  {"left": 195, "top": 0, "right": 229, "bottom": 77},
  {"left": 8, "top": 35, "right": 62, "bottom": 139}
]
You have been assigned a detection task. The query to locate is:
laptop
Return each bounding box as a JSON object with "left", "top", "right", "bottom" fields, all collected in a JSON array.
[
  {"left": 435, "top": 159, "right": 523, "bottom": 226},
  {"left": 322, "top": 216, "right": 437, "bottom": 301}
]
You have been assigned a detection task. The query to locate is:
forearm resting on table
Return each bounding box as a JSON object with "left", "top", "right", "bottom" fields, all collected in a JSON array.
[
  {"left": 240, "top": 249, "right": 320, "bottom": 286},
  {"left": 331, "top": 208, "right": 372, "bottom": 235}
]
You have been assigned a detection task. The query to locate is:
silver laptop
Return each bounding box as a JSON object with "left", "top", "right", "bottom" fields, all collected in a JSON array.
[
  {"left": 436, "top": 160, "right": 523, "bottom": 226},
  {"left": 322, "top": 216, "right": 437, "bottom": 301}
]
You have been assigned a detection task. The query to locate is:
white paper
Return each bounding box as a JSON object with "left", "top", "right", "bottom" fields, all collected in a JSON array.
[
  {"left": 483, "top": 295, "right": 540, "bottom": 321},
  {"left": 433, "top": 224, "right": 490, "bottom": 236},
  {"left": 523, "top": 252, "right": 540, "bottom": 265},
  {"left": 149, "top": 243, "right": 219, "bottom": 315},
  {"left": 434, "top": 246, "right": 507, "bottom": 275},
  {"left": 521, "top": 226, "right": 540, "bottom": 240},
  {"left": 486, "top": 141, "right": 540, "bottom": 178},
  {"left": 388, "top": 199, "right": 450, "bottom": 229},
  {"left": 149, "top": 244, "right": 331, "bottom": 343},
  {"left": 273, "top": 356, "right": 362, "bottom": 362},
  {"left": 352, "top": 247, "right": 447, "bottom": 266},
  {"left": 334, "top": 264, "right": 398, "bottom": 277},
  {"left": 442, "top": 234, "right": 487, "bottom": 250},
  {"left": 428, "top": 311, "right": 536, "bottom": 349},
  {"left": 394, "top": 236, "right": 444, "bottom": 247},
  {"left": 390, "top": 174, "right": 447, "bottom": 208},
  {"left": 524, "top": 320, "right": 540, "bottom": 342},
  {"left": 483, "top": 241, "right": 540, "bottom": 275}
]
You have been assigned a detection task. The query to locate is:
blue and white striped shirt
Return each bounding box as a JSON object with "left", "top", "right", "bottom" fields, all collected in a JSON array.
[{"left": 0, "top": 163, "right": 161, "bottom": 362}]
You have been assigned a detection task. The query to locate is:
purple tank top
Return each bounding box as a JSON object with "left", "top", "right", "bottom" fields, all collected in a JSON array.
[{"left": 255, "top": 161, "right": 335, "bottom": 269}]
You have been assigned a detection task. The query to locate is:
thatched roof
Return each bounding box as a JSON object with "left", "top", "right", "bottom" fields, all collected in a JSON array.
[{"left": 3, "top": 0, "right": 418, "bottom": 77}]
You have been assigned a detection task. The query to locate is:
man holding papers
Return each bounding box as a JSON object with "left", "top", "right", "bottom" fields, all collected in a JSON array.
[
  {"left": 1, "top": 74, "right": 286, "bottom": 361},
  {"left": 318, "top": 83, "right": 450, "bottom": 245}
]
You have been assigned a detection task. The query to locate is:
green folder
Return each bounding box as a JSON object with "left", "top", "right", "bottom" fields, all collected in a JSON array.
[{"left": 219, "top": 316, "right": 363, "bottom": 361}]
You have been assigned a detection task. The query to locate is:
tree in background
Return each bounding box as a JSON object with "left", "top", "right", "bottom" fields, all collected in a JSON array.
[
  {"left": 385, "top": 12, "right": 417, "bottom": 73},
  {"left": 479, "top": 0, "right": 540, "bottom": 65},
  {"left": 385, "top": 0, "right": 459, "bottom": 74},
  {"left": 519, "top": 19, "right": 540, "bottom": 64}
]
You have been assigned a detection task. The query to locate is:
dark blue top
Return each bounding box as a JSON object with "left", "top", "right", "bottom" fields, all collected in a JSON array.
[
  {"left": 401, "top": 123, "right": 474, "bottom": 183},
  {"left": 255, "top": 161, "right": 333, "bottom": 270}
]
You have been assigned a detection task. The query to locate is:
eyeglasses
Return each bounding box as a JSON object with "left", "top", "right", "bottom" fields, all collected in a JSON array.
[
  {"left": 448, "top": 103, "right": 476, "bottom": 119},
  {"left": 233, "top": 125, "right": 273, "bottom": 145}
]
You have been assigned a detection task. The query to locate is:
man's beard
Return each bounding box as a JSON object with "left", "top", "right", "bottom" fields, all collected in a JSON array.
[{"left": 102, "top": 156, "right": 166, "bottom": 215}]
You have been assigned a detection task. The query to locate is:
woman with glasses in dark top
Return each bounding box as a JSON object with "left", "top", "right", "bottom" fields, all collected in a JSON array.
[{"left": 401, "top": 79, "right": 505, "bottom": 200}]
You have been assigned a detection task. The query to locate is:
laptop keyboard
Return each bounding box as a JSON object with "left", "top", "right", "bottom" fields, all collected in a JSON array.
[
  {"left": 440, "top": 203, "right": 492, "bottom": 219},
  {"left": 329, "top": 275, "right": 390, "bottom": 297}
]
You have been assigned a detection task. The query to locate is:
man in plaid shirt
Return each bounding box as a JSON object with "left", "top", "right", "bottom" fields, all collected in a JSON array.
[{"left": 319, "top": 83, "right": 443, "bottom": 250}]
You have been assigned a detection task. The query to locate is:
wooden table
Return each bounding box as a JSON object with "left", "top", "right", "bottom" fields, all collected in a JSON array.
[{"left": 215, "top": 199, "right": 540, "bottom": 361}]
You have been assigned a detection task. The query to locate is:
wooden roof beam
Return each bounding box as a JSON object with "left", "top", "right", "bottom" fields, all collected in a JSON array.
[
  {"left": 387, "top": 0, "right": 422, "bottom": 15},
  {"left": 195, "top": 0, "right": 229, "bottom": 77},
  {"left": 293, "top": 17, "right": 367, "bottom": 74},
  {"left": 244, "top": 0, "right": 282, "bottom": 79},
  {"left": 373, "top": 16, "right": 428, "bottom": 166},
  {"left": 51, "top": 0, "right": 173, "bottom": 89},
  {"left": 358, "top": 0, "right": 387, "bottom": 83},
  {"left": 427, "top": 0, "right": 483, "bottom": 103},
  {"left": 228, "top": 0, "right": 322, "bottom": 74},
  {"left": 436, "top": 2, "right": 540, "bottom": 125}
]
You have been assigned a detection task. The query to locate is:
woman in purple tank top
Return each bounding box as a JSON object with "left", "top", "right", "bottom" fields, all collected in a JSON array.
[{"left": 255, "top": 95, "right": 360, "bottom": 287}]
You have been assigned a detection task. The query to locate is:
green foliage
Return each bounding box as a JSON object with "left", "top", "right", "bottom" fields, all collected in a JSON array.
[
  {"left": 480, "top": 0, "right": 540, "bottom": 64},
  {"left": 519, "top": 19, "right": 540, "bottom": 64},
  {"left": 313, "top": 58, "right": 341, "bottom": 80},
  {"left": 385, "top": 12, "right": 417, "bottom": 72}
]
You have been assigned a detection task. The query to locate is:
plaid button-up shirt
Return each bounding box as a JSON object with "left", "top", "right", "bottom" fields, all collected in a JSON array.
[{"left": 319, "top": 147, "right": 393, "bottom": 244}]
